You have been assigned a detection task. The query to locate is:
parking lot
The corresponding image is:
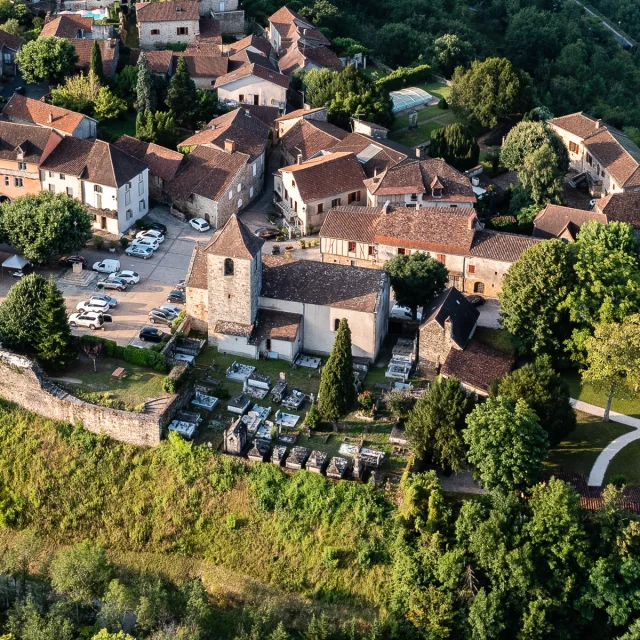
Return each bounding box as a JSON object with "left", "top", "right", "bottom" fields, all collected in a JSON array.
[{"left": 0, "top": 208, "right": 215, "bottom": 347}]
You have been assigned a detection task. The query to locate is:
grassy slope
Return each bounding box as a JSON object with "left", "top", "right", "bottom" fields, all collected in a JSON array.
[
  {"left": 563, "top": 370, "right": 640, "bottom": 418},
  {"left": 604, "top": 439, "right": 640, "bottom": 486},
  {"left": 472, "top": 327, "right": 516, "bottom": 356}
]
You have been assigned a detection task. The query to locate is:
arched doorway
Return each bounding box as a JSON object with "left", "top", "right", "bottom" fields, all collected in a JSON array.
[
  {"left": 474, "top": 282, "right": 485, "bottom": 294},
  {"left": 0, "top": 195, "right": 11, "bottom": 204}
]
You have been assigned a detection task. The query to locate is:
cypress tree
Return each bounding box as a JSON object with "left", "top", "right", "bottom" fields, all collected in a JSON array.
[
  {"left": 0, "top": 273, "right": 47, "bottom": 353},
  {"left": 318, "top": 319, "right": 354, "bottom": 422},
  {"left": 136, "top": 109, "right": 156, "bottom": 142},
  {"left": 36, "top": 276, "right": 75, "bottom": 370},
  {"left": 136, "top": 51, "right": 155, "bottom": 113},
  {"left": 89, "top": 40, "right": 104, "bottom": 83},
  {"left": 166, "top": 56, "right": 197, "bottom": 127}
]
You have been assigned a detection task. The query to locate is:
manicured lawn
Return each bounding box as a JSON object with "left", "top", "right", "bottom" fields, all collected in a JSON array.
[
  {"left": 605, "top": 439, "right": 640, "bottom": 487},
  {"left": 473, "top": 327, "right": 515, "bottom": 356},
  {"left": 416, "top": 81, "right": 452, "bottom": 101},
  {"left": 545, "top": 411, "right": 632, "bottom": 476},
  {"left": 391, "top": 104, "right": 442, "bottom": 130},
  {"left": 100, "top": 112, "right": 137, "bottom": 140},
  {"left": 564, "top": 370, "right": 640, "bottom": 418},
  {"left": 390, "top": 120, "right": 446, "bottom": 147}
]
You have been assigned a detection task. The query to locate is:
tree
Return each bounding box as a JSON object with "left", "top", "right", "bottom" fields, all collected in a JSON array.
[
  {"left": 136, "top": 51, "right": 155, "bottom": 113},
  {"left": 0, "top": 273, "right": 47, "bottom": 352},
  {"left": 304, "top": 403, "right": 321, "bottom": 430},
  {"left": 490, "top": 355, "right": 576, "bottom": 445},
  {"left": 518, "top": 142, "right": 565, "bottom": 205},
  {"left": 450, "top": 57, "right": 533, "bottom": 129},
  {"left": 406, "top": 376, "right": 475, "bottom": 472},
  {"left": 98, "top": 579, "right": 136, "bottom": 633},
  {"left": 499, "top": 239, "right": 575, "bottom": 358},
  {"left": 582, "top": 314, "right": 640, "bottom": 421},
  {"left": 429, "top": 123, "right": 479, "bottom": 171},
  {"left": 16, "top": 37, "right": 78, "bottom": 84},
  {"left": 1, "top": 18, "right": 21, "bottom": 36},
  {"left": 464, "top": 396, "right": 549, "bottom": 491},
  {"left": 36, "top": 276, "right": 75, "bottom": 370},
  {"left": 318, "top": 318, "right": 354, "bottom": 422},
  {"left": 51, "top": 71, "right": 102, "bottom": 114},
  {"left": 166, "top": 56, "right": 197, "bottom": 127},
  {"left": 383, "top": 253, "right": 448, "bottom": 319},
  {"left": 136, "top": 110, "right": 178, "bottom": 148},
  {"left": 1, "top": 192, "right": 92, "bottom": 265},
  {"left": 500, "top": 121, "right": 569, "bottom": 174},
  {"left": 114, "top": 65, "right": 138, "bottom": 106},
  {"left": 432, "top": 34, "right": 473, "bottom": 77},
  {"left": 6, "top": 597, "right": 74, "bottom": 640},
  {"left": 92, "top": 631, "right": 135, "bottom": 640},
  {"left": 94, "top": 86, "right": 127, "bottom": 121},
  {"left": 90, "top": 39, "right": 104, "bottom": 82},
  {"left": 194, "top": 88, "right": 219, "bottom": 127}
]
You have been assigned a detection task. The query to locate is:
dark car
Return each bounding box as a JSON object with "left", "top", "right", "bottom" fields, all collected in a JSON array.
[
  {"left": 254, "top": 227, "right": 279, "bottom": 240},
  {"left": 139, "top": 326, "right": 167, "bottom": 343},
  {"left": 148, "top": 308, "right": 173, "bottom": 326},
  {"left": 138, "top": 219, "right": 168, "bottom": 235},
  {"left": 176, "top": 279, "right": 186, "bottom": 292},
  {"left": 59, "top": 255, "right": 88, "bottom": 268},
  {"left": 167, "top": 289, "right": 186, "bottom": 304},
  {"left": 14, "top": 87, "right": 25, "bottom": 96},
  {"left": 466, "top": 295, "right": 485, "bottom": 307}
]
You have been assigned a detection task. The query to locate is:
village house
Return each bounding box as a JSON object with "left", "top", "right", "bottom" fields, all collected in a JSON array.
[
  {"left": 277, "top": 40, "right": 343, "bottom": 76},
  {"left": 320, "top": 205, "right": 540, "bottom": 295},
  {"left": 228, "top": 34, "right": 273, "bottom": 59},
  {"left": 2, "top": 94, "right": 98, "bottom": 139},
  {"left": 0, "top": 28, "right": 23, "bottom": 78},
  {"left": 549, "top": 112, "right": 640, "bottom": 197},
  {"left": 279, "top": 117, "right": 348, "bottom": 165},
  {"left": 274, "top": 151, "right": 367, "bottom": 235},
  {"left": 267, "top": 6, "right": 330, "bottom": 55},
  {"left": 275, "top": 105, "right": 329, "bottom": 139},
  {"left": 39, "top": 137, "right": 149, "bottom": 235},
  {"left": 113, "top": 135, "right": 184, "bottom": 203},
  {"left": 593, "top": 191, "right": 640, "bottom": 235},
  {"left": 136, "top": 1, "right": 200, "bottom": 49},
  {"left": 40, "top": 14, "right": 115, "bottom": 39},
  {"left": 142, "top": 49, "right": 228, "bottom": 88},
  {"left": 70, "top": 38, "right": 120, "bottom": 78},
  {"left": 185, "top": 214, "right": 390, "bottom": 362}
]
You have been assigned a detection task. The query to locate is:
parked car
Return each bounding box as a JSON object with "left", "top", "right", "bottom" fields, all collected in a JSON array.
[
  {"left": 92, "top": 259, "right": 121, "bottom": 273},
  {"left": 466, "top": 295, "right": 485, "bottom": 307},
  {"left": 189, "top": 218, "right": 210, "bottom": 233},
  {"left": 589, "top": 198, "right": 598, "bottom": 209},
  {"left": 148, "top": 308, "right": 173, "bottom": 326},
  {"left": 391, "top": 304, "right": 422, "bottom": 322},
  {"left": 167, "top": 289, "right": 186, "bottom": 304},
  {"left": 69, "top": 311, "right": 111, "bottom": 330},
  {"left": 125, "top": 245, "right": 153, "bottom": 260},
  {"left": 58, "top": 255, "right": 88, "bottom": 268},
  {"left": 76, "top": 299, "right": 110, "bottom": 314},
  {"left": 176, "top": 279, "right": 186, "bottom": 292},
  {"left": 254, "top": 227, "right": 279, "bottom": 240},
  {"left": 109, "top": 270, "right": 140, "bottom": 285},
  {"left": 138, "top": 220, "right": 168, "bottom": 235},
  {"left": 159, "top": 303, "right": 181, "bottom": 318},
  {"left": 139, "top": 326, "right": 167, "bottom": 343},
  {"left": 132, "top": 237, "right": 160, "bottom": 251},
  {"left": 96, "top": 278, "right": 127, "bottom": 292},
  {"left": 90, "top": 294, "right": 117, "bottom": 308},
  {"left": 136, "top": 229, "right": 165, "bottom": 243}
]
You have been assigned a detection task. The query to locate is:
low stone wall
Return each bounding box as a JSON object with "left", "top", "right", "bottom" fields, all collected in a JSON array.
[
  {"left": 212, "top": 10, "right": 244, "bottom": 34},
  {"left": 0, "top": 349, "right": 188, "bottom": 447}
]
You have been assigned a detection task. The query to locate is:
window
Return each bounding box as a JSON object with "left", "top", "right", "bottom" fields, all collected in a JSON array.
[
  {"left": 3, "top": 176, "right": 8, "bottom": 186},
  {"left": 125, "top": 183, "right": 131, "bottom": 205},
  {"left": 348, "top": 190, "right": 361, "bottom": 204},
  {"left": 333, "top": 318, "right": 340, "bottom": 331},
  {"left": 317, "top": 203, "right": 324, "bottom": 214},
  {"left": 228, "top": 190, "right": 233, "bottom": 200},
  {"left": 586, "top": 153, "right": 593, "bottom": 165},
  {"left": 3, "top": 53, "right": 11, "bottom": 64},
  {"left": 252, "top": 163, "right": 257, "bottom": 176},
  {"left": 14, "top": 177, "right": 23, "bottom": 187},
  {"left": 237, "top": 183, "right": 242, "bottom": 192},
  {"left": 66, "top": 187, "right": 73, "bottom": 197},
  {"left": 224, "top": 258, "right": 234, "bottom": 276},
  {"left": 368, "top": 245, "right": 374, "bottom": 256},
  {"left": 211, "top": 80, "right": 216, "bottom": 86},
  {"left": 237, "top": 199, "right": 243, "bottom": 208},
  {"left": 138, "top": 177, "right": 144, "bottom": 195},
  {"left": 468, "top": 264, "right": 476, "bottom": 274},
  {"left": 239, "top": 94, "right": 245, "bottom": 103},
  {"left": 569, "top": 141, "right": 579, "bottom": 154},
  {"left": 139, "top": 200, "right": 145, "bottom": 212},
  {"left": 331, "top": 198, "right": 341, "bottom": 208},
  {"left": 249, "top": 186, "right": 254, "bottom": 198},
  {"left": 94, "top": 185, "right": 102, "bottom": 193},
  {"left": 410, "top": 193, "right": 418, "bottom": 201},
  {"left": 436, "top": 254, "right": 446, "bottom": 264},
  {"left": 348, "top": 241, "right": 356, "bottom": 252},
  {"left": 48, "top": 183, "right": 55, "bottom": 193},
  {"left": 151, "top": 29, "right": 160, "bottom": 35},
  {"left": 60, "top": 173, "right": 65, "bottom": 180},
  {"left": 291, "top": 179, "right": 296, "bottom": 187},
  {"left": 474, "top": 282, "right": 485, "bottom": 294},
  {"left": 397, "top": 248, "right": 406, "bottom": 255},
  {"left": 126, "top": 209, "right": 133, "bottom": 220},
  {"left": 176, "top": 27, "right": 188, "bottom": 35},
  {"left": 49, "top": 171, "right": 53, "bottom": 178},
  {"left": 17, "top": 162, "right": 26, "bottom": 170}
]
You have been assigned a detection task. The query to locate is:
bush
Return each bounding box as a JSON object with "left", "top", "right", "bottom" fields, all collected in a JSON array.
[
  {"left": 162, "top": 363, "right": 189, "bottom": 393},
  {"left": 109, "top": 240, "right": 117, "bottom": 250},
  {"left": 376, "top": 64, "right": 431, "bottom": 91},
  {"left": 93, "top": 235, "right": 105, "bottom": 250},
  {"left": 119, "top": 237, "right": 129, "bottom": 249},
  {"left": 384, "top": 389, "right": 413, "bottom": 417},
  {"left": 357, "top": 391, "right": 374, "bottom": 416},
  {"left": 171, "top": 310, "right": 186, "bottom": 332},
  {"left": 304, "top": 404, "right": 321, "bottom": 430},
  {"left": 439, "top": 96, "right": 449, "bottom": 109},
  {"left": 79, "top": 335, "right": 168, "bottom": 372}
]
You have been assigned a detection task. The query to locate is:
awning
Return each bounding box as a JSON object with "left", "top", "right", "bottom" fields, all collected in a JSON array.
[{"left": 2, "top": 254, "right": 29, "bottom": 270}]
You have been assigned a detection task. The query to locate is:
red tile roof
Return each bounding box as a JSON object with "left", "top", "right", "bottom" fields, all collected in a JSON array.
[
  {"left": 0, "top": 27, "right": 23, "bottom": 51},
  {"left": 174, "top": 51, "right": 228, "bottom": 78},
  {"left": 268, "top": 6, "right": 330, "bottom": 48},
  {"left": 533, "top": 203, "right": 607, "bottom": 240},
  {"left": 136, "top": 0, "right": 199, "bottom": 22},
  {"left": 280, "top": 119, "right": 348, "bottom": 161},
  {"left": 205, "top": 213, "right": 264, "bottom": 258},
  {"left": 40, "top": 14, "right": 93, "bottom": 38},
  {"left": 0, "top": 121, "right": 60, "bottom": 164},
  {"left": 69, "top": 38, "right": 119, "bottom": 77},
  {"left": 278, "top": 41, "right": 343, "bottom": 75},
  {"left": 332, "top": 132, "right": 410, "bottom": 177},
  {"left": 421, "top": 287, "right": 479, "bottom": 349},
  {"left": 113, "top": 135, "right": 184, "bottom": 182},
  {"left": 583, "top": 128, "right": 640, "bottom": 188},
  {"left": 197, "top": 17, "right": 221, "bottom": 43},
  {"left": 249, "top": 309, "right": 302, "bottom": 344},
  {"left": 469, "top": 230, "right": 541, "bottom": 262},
  {"left": 215, "top": 61, "right": 289, "bottom": 89},
  {"left": 275, "top": 106, "right": 326, "bottom": 122},
  {"left": 319, "top": 206, "right": 381, "bottom": 243},
  {"left": 549, "top": 112, "right": 600, "bottom": 139},
  {"left": 594, "top": 191, "right": 640, "bottom": 229},
  {"left": 242, "top": 104, "right": 281, "bottom": 128},
  {"left": 229, "top": 34, "right": 273, "bottom": 57},
  {"left": 2, "top": 94, "right": 92, "bottom": 135},
  {"left": 141, "top": 50, "right": 174, "bottom": 74}
]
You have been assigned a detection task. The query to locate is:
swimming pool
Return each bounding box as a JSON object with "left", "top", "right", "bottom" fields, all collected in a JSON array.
[{"left": 60, "top": 8, "right": 110, "bottom": 20}]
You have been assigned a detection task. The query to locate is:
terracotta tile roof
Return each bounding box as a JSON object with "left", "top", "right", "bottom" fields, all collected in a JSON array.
[
  {"left": 166, "top": 145, "right": 248, "bottom": 202},
  {"left": 549, "top": 112, "right": 600, "bottom": 139},
  {"left": 40, "top": 14, "right": 93, "bottom": 38},
  {"left": 242, "top": 104, "right": 281, "bottom": 128},
  {"left": 214, "top": 61, "right": 289, "bottom": 89},
  {"left": 179, "top": 107, "right": 269, "bottom": 160},
  {"left": 229, "top": 34, "right": 273, "bottom": 58},
  {"left": 248, "top": 309, "right": 302, "bottom": 344},
  {"left": 280, "top": 119, "right": 348, "bottom": 161},
  {"left": 275, "top": 106, "right": 326, "bottom": 122},
  {"left": 205, "top": 214, "right": 264, "bottom": 258},
  {"left": 441, "top": 340, "right": 514, "bottom": 392},
  {"left": 374, "top": 207, "right": 477, "bottom": 254},
  {"left": 594, "top": 192, "right": 640, "bottom": 230},
  {"left": 268, "top": 6, "right": 330, "bottom": 49},
  {"left": 2, "top": 94, "right": 90, "bottom": 135},
  {"left": 279, "top": 152, "right": 366, "bottom": 201},
  {"left": 141, "top": 50, "right": 174, "bottom": 74},
  {"left": 278, "top": 42, "right": 343, "bottom": 75},
  {"left": 0, "top": 27, "right": 23, "bottom": 51},
  {"left": 39, "top": 135, "right": 92, "bottom": 175},
  {"left": 186, "top": 40, "right": 221, "bottom": 54},
  {"left": 214, "top": 320, "right": 253, "bottom": 337},
  {"left": 319, "top": 206, "right": 380, "bottom": 243},
  {"left": 365, "top": 158, "right": 476, "bottom": 203},
  {"left": 69, "top": 38, "right": 119, "bottom": 77},
  {"left": 186, "top": 244, "right": 208, "bottom": 289},
  {"left": 174, "top": 52, "right": 228, "bottom": 78},
  {"left": 113, "top": 135, "right": 184, "bottom": 182},
  {"left": 136, "top": 0, "right": 199, "bottom": 22},
  {"left": 469, "top": 230, "right": 541, "bottom": 262},
  {"left": 0, "top": 121, "right": 59, "bottom": 164},
  {"left": 229, "top": 48, "right": 279, "bottom": 71},
  {"left": 197, "top": 17, "right": 221, "bottom": 43},
  {"left": 533, "top": 204, "right": 607, "bottom": 239},
  {"left": 261, "top": 255, "right": 387, "bottom": 313},
  {"left": 331, "top": 132, "right": 410, "bottom": 178},
  {"left": 583, "top": 128, "right": 640, "bottom": 188},
  {"left": 421, "top": 288, "right": 479, "bottom": 349}
]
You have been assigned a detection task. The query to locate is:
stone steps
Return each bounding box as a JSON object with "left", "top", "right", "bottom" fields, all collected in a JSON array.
[{"left": 57, "top": 270, "right": 99, "bottom": 288}]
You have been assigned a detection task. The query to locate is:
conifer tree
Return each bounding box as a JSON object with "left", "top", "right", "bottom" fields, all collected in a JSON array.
[
  {"left": 0, "top": 273, "right": 47, "bottom": 353},
  {"left": 89, "top": 40, "right": 104, "bottom": 83},
  {"left": 166, "top": 56, "right": 197, "bottom": 127},
  {"left": 136, "top": 51, "right": 155, "bottom": 113},
  {"left": 36, "top": 276, "right": 74, "bottom": 370},
  {"left": 318, "top": 319, "right": 354, "bottom": 422},
  {"left": 136, "top": 109, "right": 156, "bottom": 142}
]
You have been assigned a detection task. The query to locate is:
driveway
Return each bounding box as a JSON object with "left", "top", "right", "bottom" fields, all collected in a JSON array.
[
  {"left": 477, "top": 298, "right": 501, "bottom": 329},
  {"left": 0, "top": 71, "right": 49, "bottom": 100}
]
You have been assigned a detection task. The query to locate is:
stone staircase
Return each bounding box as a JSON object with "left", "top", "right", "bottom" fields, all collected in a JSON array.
[{"left": 57, "top": 269, "right": 99, "bottom": 288}]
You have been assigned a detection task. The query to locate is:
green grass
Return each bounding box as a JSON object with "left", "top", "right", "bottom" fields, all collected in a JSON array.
[
  {"left": 389, "top": 120, "right": 446, "bottom": 147},
  {"left": 415, "top": 81, "right": 452, "bottom": 101},
  {"left": 563, "top": 370, "right": 640, "bottom": 418},
  {"left": 545, "top": 411, "right": 632, "bottom": 476},
  {"left": 604, "top": 439, "right": 640, "bottom": 487},
  {"left": 391, "top": 104, "right": 442, "bottom": 130},
  {"left": 472, "top": 327, "right": 515, "bottom": 356},
  {"left": 100, "top": 111, "right": 137, "bottom": 140}
]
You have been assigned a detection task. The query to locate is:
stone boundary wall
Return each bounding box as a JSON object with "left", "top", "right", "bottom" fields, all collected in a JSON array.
[{"left": 0, "top": 349, "right": 190, "bottom": 447}]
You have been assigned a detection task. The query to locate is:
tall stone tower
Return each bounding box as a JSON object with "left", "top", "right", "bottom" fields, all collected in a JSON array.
[{"left": 205, "top": 215, "right": 264, "bottom": 340}]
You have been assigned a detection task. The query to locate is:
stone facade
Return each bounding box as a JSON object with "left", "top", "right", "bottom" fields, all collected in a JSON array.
[
  {"left": 138, "top": 18, "right": 199, "bottom": 49},
  {"left": 212, "top": 9, "right": 244, "bottom": 34},
  {"left": 418, "top": 318, "right": 461, "bottom": 373}
]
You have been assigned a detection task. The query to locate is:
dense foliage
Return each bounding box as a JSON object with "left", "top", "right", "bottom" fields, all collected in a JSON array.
[
  {"left": 16, "top": 37, "right": 77, "bottom": 85},
  {"left": 318, "top": 318, "right": 354, "bottom": 421},
  {"left": 429, "top": 123, "right": 480, "bottom": 171}
]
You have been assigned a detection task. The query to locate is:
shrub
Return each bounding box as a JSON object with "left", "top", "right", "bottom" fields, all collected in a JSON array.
[
  {"left": 225, "top": 513, "right": 237, "bottom": 530},
  {"left": 93, "top": 235, "right": 105, "bottom": 250},
  {"left": 79, "top": 335, "right": 168, "bottom": 371},
  {"left": 439, "top": 96, "right": 449, "bottom": 109},
  {"left": 321, "top": 546, "right": 340, "bottom": 569},
  {"left": 357, "top": 391, "right": 374, "bottom": 416},
  {"left": 376, "top": 64, "right": 431, "bottom": 91},
  {"left": 304, "top": 404, "right": 321, "bottom": 430},
  {"left": 119, "top": 237, "right": 129, "bottom": 249},
  {"left": 171, "top": 310, "right": 186, "bottom": 332},
  {"left": 162, "top": 363, "right": 189, "bottom": 393},
  {"left": 384, "top": 389, "right": 413, "bottom": 417},
  {"left": 109, "top": 240, "right": 117, "bottom": 250}
]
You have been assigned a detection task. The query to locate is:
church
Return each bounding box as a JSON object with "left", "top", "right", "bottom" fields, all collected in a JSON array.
[{"left": 185, "top": 215, "right": 390, "bottom": 361}]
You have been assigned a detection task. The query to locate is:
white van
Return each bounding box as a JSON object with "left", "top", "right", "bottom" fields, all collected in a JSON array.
[{"left": 92, "top": 259, "right": 121, "bottom": 274}]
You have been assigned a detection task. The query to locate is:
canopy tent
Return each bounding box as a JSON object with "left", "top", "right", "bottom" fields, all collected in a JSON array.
[
  {"left": 390, "top": 87, "right": 435, "bottom": 113},
  {"left": 2, "top": 255, "right": 29, "bottom": 271}
]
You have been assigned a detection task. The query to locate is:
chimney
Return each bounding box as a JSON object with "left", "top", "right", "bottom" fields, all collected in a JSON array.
[
  {"left": 297, "top": 153, "right": 302, "bottom": 165},
  {"left": 596, "top": 119, "right": 602, "bottom": 129},
  {"left": 224, "top": 139, "right": 236, "bottom": 153},
  {"left": 382, "top": 200, "right": 390, "bottom": 214},
  {"left": 467, "top": 214, "right": 476, "bottom": 230},
  {"left": 48, "top": 112, "right": 54, "bottom": 123},
  {"left": 415, "top": 147, "right": 421, "bottom": 159}
]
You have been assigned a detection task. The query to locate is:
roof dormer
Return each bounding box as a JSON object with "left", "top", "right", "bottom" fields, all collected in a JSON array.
[{"left": 431, "top": 176, "right": 444, "bottom": 198}]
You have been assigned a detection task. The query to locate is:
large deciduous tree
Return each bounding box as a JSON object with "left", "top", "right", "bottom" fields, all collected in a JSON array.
[
  {"left": 432, "top": 33, "right": 473, "bottom": 78},
  {"left": 0, "top": 273, "right": 47, "bottom": 353},
  {"left": 166, "top": 56, "right": 197, "bottom": 128},
  {"left": 16, "top": 37, "right": 78, "bottom": 85},
  {"left": 51, "top": 71, "right": 102, "bottom": 115},
  {"left": 318, "top": 318, "right": 354, "bottom": 422},
  {"left": 406, "top": 376, "right": 475, "bottom": 472},
  {"left": 500, "top": 120, "right": 569, "bottom": 174},
  {"left": 464, "top": 396, "right": 549, "bottom": 491},
  {"left": 384, "top": 253, "right": 448, "bottom": 319},
  {"left": 518, "top": 142, "right": 565, "bottom": 205}
]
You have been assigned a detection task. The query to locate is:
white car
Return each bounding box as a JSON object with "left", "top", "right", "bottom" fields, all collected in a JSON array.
[
  {"left": 109, "top": 270, "right": 140, "bottom": 285},
  {"left": 189, "top": 218, "right": 210, "bottom": 232},
  {"left": 92, "top": 259, "right": 121, "bottom": 274},
  {"left": 391, "top": 304, "right": 422, "bottom": 322},
  {"left": 132, "top": 237, "right": 160, "bottom": 251},
  {"left": 69, "top": 311, "right": 111, "bottom": 330},
  {"left": 125, "top": 245, "right": 153, "bottom": 259},
  {"left": 136, "top": 229, "right": 165, "bottom": 243},
  {"left": 77, "top": 299, "right": 110, "bottom": 314}
]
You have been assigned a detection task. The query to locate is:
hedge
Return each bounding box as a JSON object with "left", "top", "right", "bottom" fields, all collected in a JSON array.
[
  {"left": 79, "top": 335, "right": 169, "bottom": 372},
  {"left": 376, "top": 64, "right": 432, "bottom": 92},
  {"left": 162, "top": 363, "right": 190, "bottom": 393}
]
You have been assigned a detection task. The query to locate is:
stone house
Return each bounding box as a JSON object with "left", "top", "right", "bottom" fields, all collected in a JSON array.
[
  {"left": 198, "top": 0, "right": 244, "bottom": 34},
  {"left": 69, "top": 38, "right": 120, "bottom": 78},
  {"left": 40, "top": 14, "right": 115, "bottom": 39},
  {"left": 277, "top": 40, "right": 343, "bottom": 76},
  {"left": 113, "top": 135, "right": 184, "bottom": 203},
  {"left": 279, "top": 118, "right": 348, "bottom": 165},
  {"left": 141, "top": 48, "right": 228, "bottom": 88},
  {"left": 185, "top": 214, "right": 390, "bottom": 362},
  {"left": 0, "top": 28, "right": 23, "bottom": 78},
  {"left": 320, "top": 205, "right": 541, "bottom": 296},
  {"left": 275, "top": 105, "right": 329, "bottom": 139},
  {"left": 2, "top": 94, "right": 98, "bottom": 139},
  {"left": 273, "top": 151, "right": 367, "bottom": 235},
  {"left": 136, "top": 1, "right": 200, "bottom": 49},
  {"left": 40, "top": 137, "right": 149, "bottom": 235},
  {"left": 549, "top": 112, "right": 640, "bottom": 197},
  {"left": 267, "top": 6, "right": 330, "bottom": 55},
  {"left": 533, "top": 203, "right": 607, "bottom": 241}
]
